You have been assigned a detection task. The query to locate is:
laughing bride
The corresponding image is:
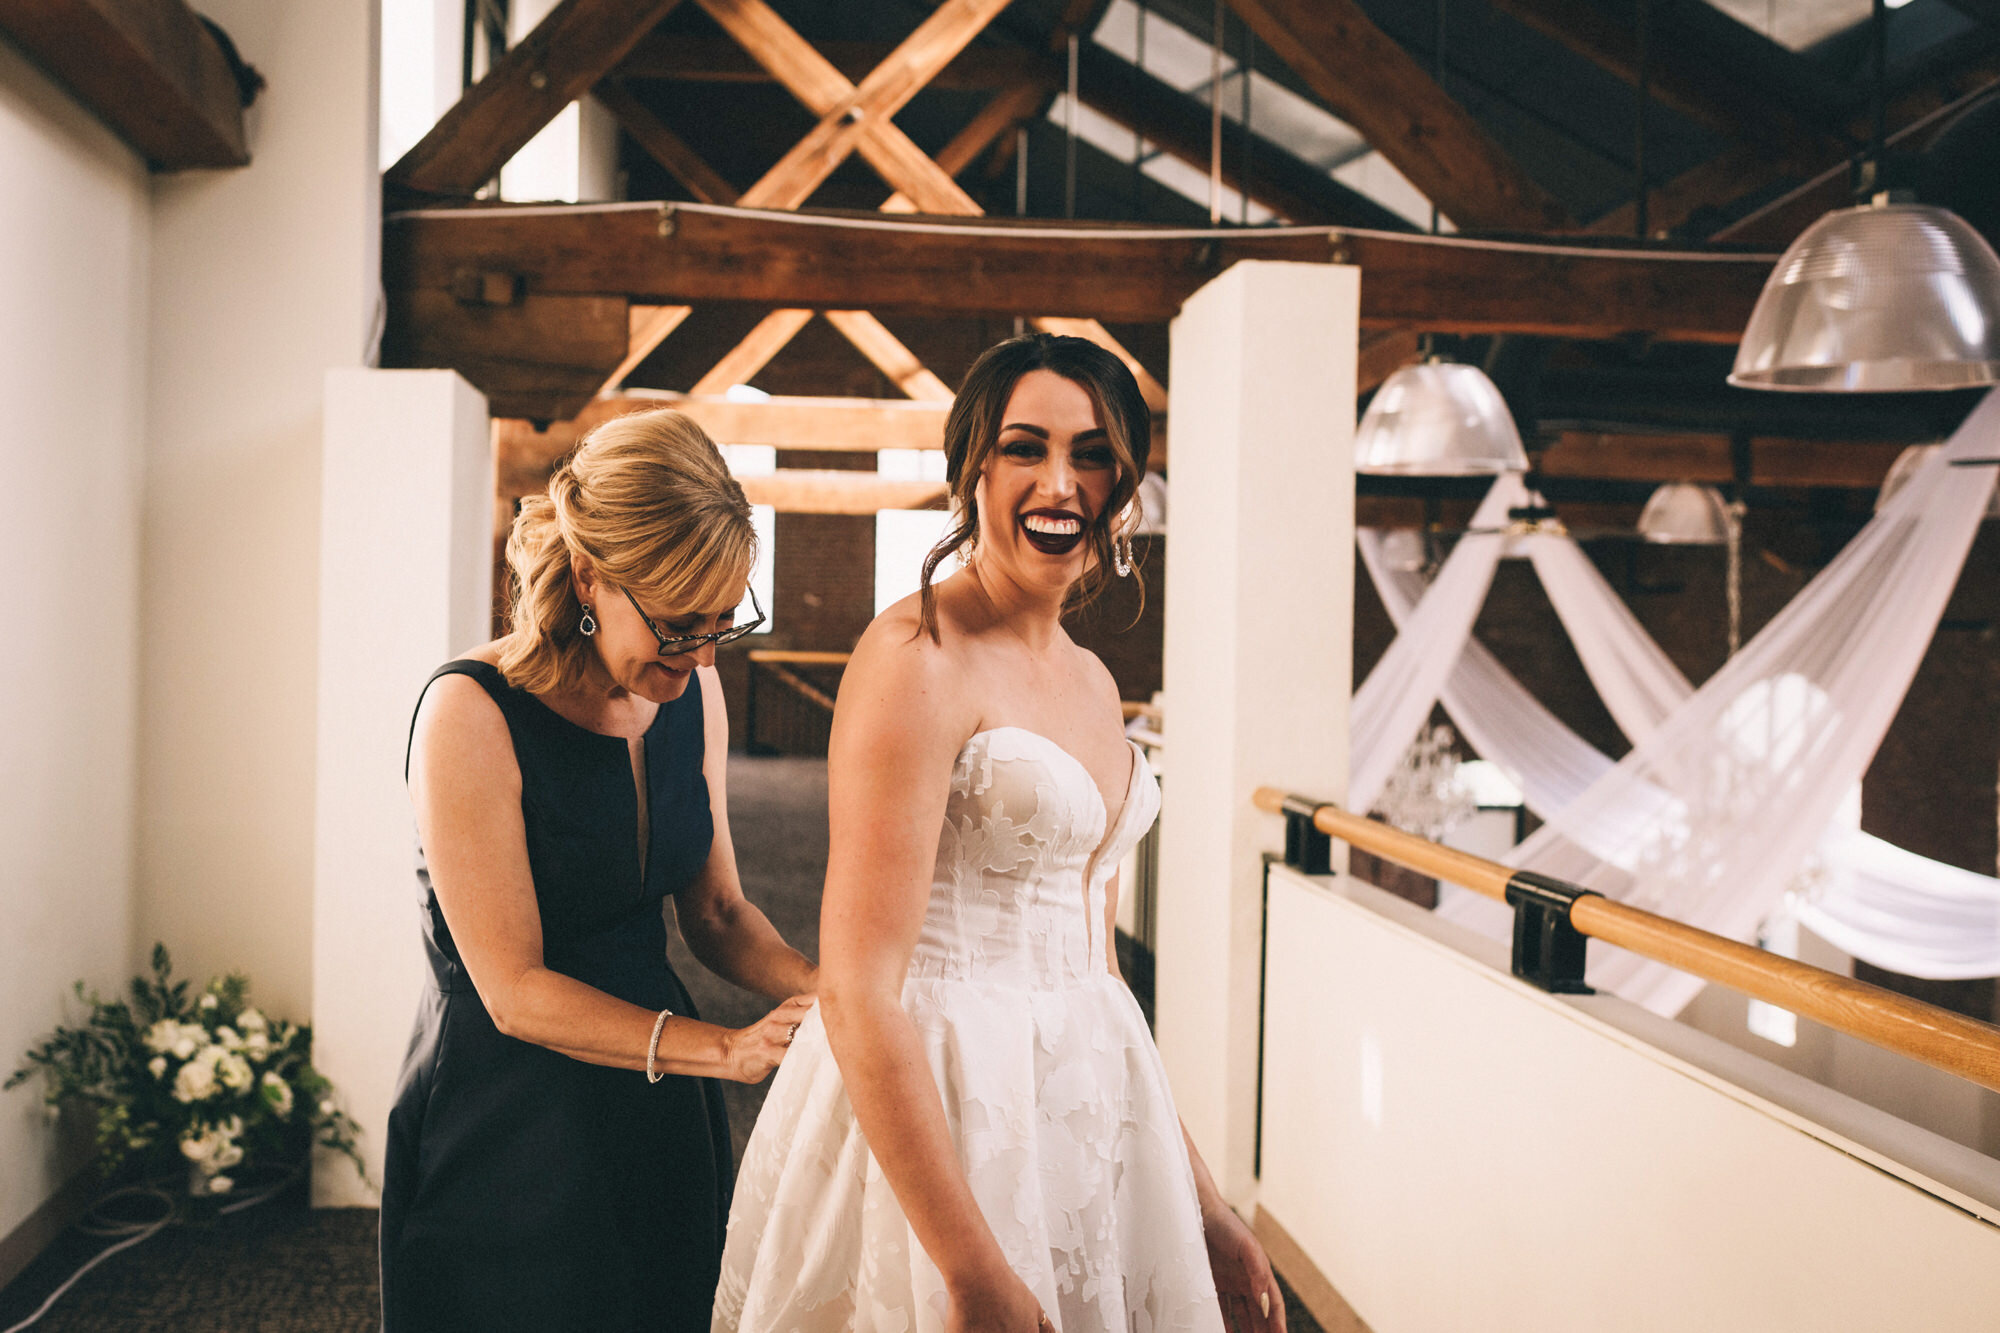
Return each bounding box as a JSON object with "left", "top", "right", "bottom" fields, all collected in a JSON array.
[{"left": 713, "top": 334, "right": 1283, "bottom": 1333}]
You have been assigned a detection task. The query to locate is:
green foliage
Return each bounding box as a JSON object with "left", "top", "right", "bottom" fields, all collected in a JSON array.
[{"left": 7, "top": 945, "right": 365, "bottom": 1191}]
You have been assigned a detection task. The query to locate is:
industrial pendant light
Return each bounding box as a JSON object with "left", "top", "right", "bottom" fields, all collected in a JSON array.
[
  {"left": 1729, "top": 0, "right": 2000, "bottom": 392},
  {"left": 1636, "top": 482, "right": 1732, "bottom": 544},
  {"left": 1353, "top": 0, "right": 1529, "bottom": 478},
  {"left": 1354, "top": 358, "right": 1530, "bottom": 476}
]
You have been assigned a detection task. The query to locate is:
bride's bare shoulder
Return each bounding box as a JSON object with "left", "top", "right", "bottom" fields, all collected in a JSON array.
[{"left": 840, "top": 588, "right": 979, "bottom": 727}]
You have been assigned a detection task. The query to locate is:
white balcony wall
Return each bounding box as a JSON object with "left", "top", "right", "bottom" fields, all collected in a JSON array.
[{"left": 1260, "top": 862, "right": 2000, "bottom": 1332}]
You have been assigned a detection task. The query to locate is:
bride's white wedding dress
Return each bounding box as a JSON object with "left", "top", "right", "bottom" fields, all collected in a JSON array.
[{"left": 714, "top": 726, "right": 1223, "bottom": 1333}]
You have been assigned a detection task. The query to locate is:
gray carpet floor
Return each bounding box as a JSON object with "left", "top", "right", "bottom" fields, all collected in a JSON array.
[{"left": 0, "top": 754, "right": 1319, "bottom": 1332}]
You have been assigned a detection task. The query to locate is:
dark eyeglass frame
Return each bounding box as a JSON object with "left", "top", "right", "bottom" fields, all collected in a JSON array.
[{"left": 620, "top": 583, "right": 765, "bottom": 658}]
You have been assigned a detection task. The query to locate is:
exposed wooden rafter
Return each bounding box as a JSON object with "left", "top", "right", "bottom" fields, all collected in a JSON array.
[
  {"left": 1223, "top": 0, "right": 1572, "bottom": 231},
  {"left": 385, "top": 0, "right": 685, "bottom": 201},
  {"left": 1070, "top": 43, "right": 1411, "bottom": 230},
  {"left": 1590, "top": 50, "right": 2000, "bottom": 240},
  {"left": 612, "top": 31, "right": 1055, "bottom": 91},
  {"left": 592, "top": 79, "right": 738, "bottom": 205},
  {"left": 384, "top": 207, "right": 1773, "bottom": 419},
  {"left": 1483, "top": 0, "right": 1838, "bottom": 170},
  {"left": 0, "top": 0, "right": 253, "bottom": 169}
]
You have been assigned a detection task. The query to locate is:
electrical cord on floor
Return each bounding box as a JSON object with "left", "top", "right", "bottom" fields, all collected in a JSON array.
[{"left": 1, "top": 1164, "right": 301, "bottom": 1333}]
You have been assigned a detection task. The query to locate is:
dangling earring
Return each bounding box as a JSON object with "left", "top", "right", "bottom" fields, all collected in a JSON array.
[
  {"left": 579, "top": 604, "right": 598, "bottom": 637},
  {"left": 1113, "top": 532, "right": 1134, "bottom": 578}
]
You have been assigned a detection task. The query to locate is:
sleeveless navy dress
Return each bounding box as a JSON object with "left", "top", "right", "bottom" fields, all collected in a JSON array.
[{"left": 381, "top": 660, "right": 733, "bottom": 1332}]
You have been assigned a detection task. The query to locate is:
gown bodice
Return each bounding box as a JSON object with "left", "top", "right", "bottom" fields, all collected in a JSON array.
[{"left": 911, "top": 726, "right": 1160, "bottom": 990}]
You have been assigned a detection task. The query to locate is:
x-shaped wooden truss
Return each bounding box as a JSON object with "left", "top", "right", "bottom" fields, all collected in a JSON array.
[{"left": 595, "top": 0, "right": 1168, "bottom": 413}]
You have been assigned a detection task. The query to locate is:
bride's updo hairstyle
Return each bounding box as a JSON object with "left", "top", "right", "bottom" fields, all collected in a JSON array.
[
  {"left": 499, "top": 408, "right": 755, "bottom": 695},
  {"left": 918, "top": 333, "right": 1151, "bottom": 641}
]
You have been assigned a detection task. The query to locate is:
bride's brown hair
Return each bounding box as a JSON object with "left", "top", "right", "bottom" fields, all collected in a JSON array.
[{"left": 917, "top": 333, "right": 1152, "bottom": 642}]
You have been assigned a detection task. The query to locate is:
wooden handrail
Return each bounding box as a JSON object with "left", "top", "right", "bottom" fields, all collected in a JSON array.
[
  {"left": 748, "top": 649, "right": 852, "bottom": 666},
  {"left": 1252, "top": 788, "right": 2000, "bottom": 1095}
]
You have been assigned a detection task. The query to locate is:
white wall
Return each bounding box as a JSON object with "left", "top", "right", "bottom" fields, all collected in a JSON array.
[
  {"left": 0, "top": 37, "right": 151, "bottom": 1245},
  {"left": 312, "top": 370, "right": 492, "bottom": 1205},
  {"left": 136, "top": 0, "right": 380, "bottom": 1026},
  {"left": 1260, "top": 864, "right": 2000, "bottom": 1332},
  {"left": 1156, "top": 261, "right": 1355, "bottom": 1204}
]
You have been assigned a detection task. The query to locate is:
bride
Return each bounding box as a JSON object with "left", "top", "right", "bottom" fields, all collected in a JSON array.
[{"left": 714, "top": 334, "right": 1284, "bottom": 1333}]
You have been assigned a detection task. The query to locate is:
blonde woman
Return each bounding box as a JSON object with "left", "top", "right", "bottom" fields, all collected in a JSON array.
[
  {"left": 716, "top": 336, "right": 1282, "bottom": 1333},
  {"left": 382, "top": 410, "right": 816, "bottom": 1333}
]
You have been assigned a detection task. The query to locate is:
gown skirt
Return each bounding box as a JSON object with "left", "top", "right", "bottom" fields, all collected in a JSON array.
[{"left": 714, "top": 727, "right": 1223, "bottom": 1333}]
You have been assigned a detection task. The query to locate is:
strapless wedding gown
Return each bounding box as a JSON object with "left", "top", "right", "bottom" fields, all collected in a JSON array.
[{"left": 714, "top": 727, "right": 1222, "bottom": 1333}]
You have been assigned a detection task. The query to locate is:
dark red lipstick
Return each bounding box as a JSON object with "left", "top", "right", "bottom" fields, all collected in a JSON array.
[{"left": 1019, "top": 507, "right": 1087, "bottom": 555}]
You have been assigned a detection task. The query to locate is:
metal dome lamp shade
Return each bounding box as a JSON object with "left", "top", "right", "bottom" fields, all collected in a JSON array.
[
  {"left": 1728, "top": 197, "right": 2000, "bottom": 391},
  {"left": 1637, "top": 482, "right": 1733, "bottom": 544},
  {"left": 1354, "top": 360, "right": 1530, "bottom": 476}
]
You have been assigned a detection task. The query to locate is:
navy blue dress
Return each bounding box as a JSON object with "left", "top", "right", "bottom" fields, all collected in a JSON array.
[{"left": 381, "top": 660, "right": 733, "bottom": 1332}]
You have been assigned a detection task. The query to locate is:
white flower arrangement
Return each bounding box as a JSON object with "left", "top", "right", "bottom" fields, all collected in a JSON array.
[{"left": 8, "top": 945, "right": 363, "bottom": 1199}]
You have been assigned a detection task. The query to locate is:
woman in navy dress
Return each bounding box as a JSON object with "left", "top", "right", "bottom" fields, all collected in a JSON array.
[{"left": 382, "top": 409, "right": 817, "bottom": 1332}]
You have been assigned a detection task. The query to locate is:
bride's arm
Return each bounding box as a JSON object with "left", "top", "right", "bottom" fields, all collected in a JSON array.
[
  {"left": 818, "top": 624, "right": 1045, "bottom": 1329},
  {"left": 1104, "top": 872, "right": 1287, "bottom": 1333}
]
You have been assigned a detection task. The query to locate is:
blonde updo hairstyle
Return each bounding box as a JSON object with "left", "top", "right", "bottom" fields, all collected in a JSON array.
[{"left": 498, "top": 408, "right": 755, "bottom": 696}]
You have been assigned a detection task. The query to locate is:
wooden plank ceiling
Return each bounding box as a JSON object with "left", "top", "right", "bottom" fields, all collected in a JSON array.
[{"left": 375, "top": 0, "right": 2000, "bottom": 510}]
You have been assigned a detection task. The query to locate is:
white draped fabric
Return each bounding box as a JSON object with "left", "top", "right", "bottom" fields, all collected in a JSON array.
[{"left": 1350, "top": 391, "right": 2000, "bottom": 1012}]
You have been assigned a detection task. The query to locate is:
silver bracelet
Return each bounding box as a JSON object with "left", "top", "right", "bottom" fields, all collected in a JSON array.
[{"left": 645, "top": 1006, "right": 674, "bottom": 1084}]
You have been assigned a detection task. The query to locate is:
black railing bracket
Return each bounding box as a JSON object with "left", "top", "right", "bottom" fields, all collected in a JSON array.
[
  {"left": 1505, "top": 871, "right": 1598, "bottom": 995},
  {"left": 1279, "top": 795, "right": 1335, "bottom": 876}
]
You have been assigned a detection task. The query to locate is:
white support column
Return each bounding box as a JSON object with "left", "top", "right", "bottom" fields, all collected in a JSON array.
[
  {"left": 1155, "top": 260, "right": 1357, "bottom": 1206},
  {"left": 312, "top": 369, "right": 491, "bottom": 1205}
]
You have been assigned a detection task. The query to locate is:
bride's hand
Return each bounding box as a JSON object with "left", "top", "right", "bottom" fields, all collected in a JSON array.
[
  {"left": 944, "top": 1269, "right": 1049, "bottom": 1333},
  {"left": 723, "top": 994, "right": 815, "bottom": 1084},
  {"left": 1204, "top": 1206, "right": 1286, "bottom": 1333}
]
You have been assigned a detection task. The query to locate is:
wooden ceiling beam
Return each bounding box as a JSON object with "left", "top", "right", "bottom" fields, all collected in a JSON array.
[
  {"left": 592, "top": 79, "right": 739, "bottom": 205},
  {"left": 1223, "top": 0, "right": 1571, "bottom": 231},
  {"left": 494, "top": 391, "right": 953, "bottom": 492},
  {"left": 1590, "top": 51, "right": 2000, "bottom": 240},
  {"left": 1536, "top": 430, "right": 1906, "bottom": 489},
  {"left": 1070, "top": 43, "right": 1411, "bottom": 230},
  {"left": 0, "top": 0, "right": 252, "bottom": 169},
  {"left": 385, "top": 205, "right": 1770, "bottom": 336},
  {"left": 385, "top": 0, "right": 685, "bottom": 201},
  {"left": 1482, "top": 0, "right": 1837, "bottom": 170},
  {"left": 613, "top": 32, "right": 1056, "bottom": 90},
  {"left": 739, "top": 470, "right": 948, "bottom": 514}
]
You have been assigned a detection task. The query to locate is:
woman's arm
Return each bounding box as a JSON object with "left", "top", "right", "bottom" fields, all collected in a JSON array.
[
  {"left": 673, "top": 666, "right": 817, "bottom": 1001},
  {"left": 817, "top": 622, "right": 1045, "bottom": 1330},
  {"left": 411, "top": 674, "right": 811, "bottom": 1082}
]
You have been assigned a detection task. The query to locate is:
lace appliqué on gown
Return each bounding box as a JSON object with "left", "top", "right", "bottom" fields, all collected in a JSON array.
[{"left": 714, "top": 728, "right": 1221, "bottom": 1333}]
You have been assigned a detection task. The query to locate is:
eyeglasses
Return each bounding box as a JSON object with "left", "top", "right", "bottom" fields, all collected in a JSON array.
[{"left": 620, "top": 584, "right": 765, "bottom": 657}]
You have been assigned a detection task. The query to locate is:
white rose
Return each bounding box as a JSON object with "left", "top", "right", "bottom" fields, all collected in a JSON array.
[
  {"left": 199, "top": 993, "right": 219, "bottom": 1011},
  {"left": 148, "top": 1056, "right": 168, "bottom": 1079},
  {"left": 218, "top": 1052, "right": 253, "bottom": 1093},
  {"left": 244, "top": 1030, "right": 271, "bottom": 1063},
  {"left": 261, "top": 1071, "right": 294, "bottom": 1119},
  {"left": 180, "top": 1130, "right": 215, "bottom": 1164},
  {"left": 318, "top": 1098, "right": 336, "bottom": 1117},
  {"left": 215, "top": 1026, "right": 243, "bottom": 1052},
  {"left": 143, "top": 1020, "right": 179, "bottom": 1054},
  {"left": 170, "top": 1027, "right": 199, "bottom": 1061},
  {"left": 236, "top": 1008, "right": 268, "bottom": 1034},
  {"left": 207, "top": 1174, "right": 234, "bottom": 1194},
  {"left": 172, "top": 1048, "right": 221, "bottom": 1103},
  {"left": 212, "top": 1138, "right": 244, "bottom": 1169}
]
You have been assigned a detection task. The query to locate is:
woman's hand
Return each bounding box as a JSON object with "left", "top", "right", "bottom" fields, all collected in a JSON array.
[
  {"left": 1203, "top": 1205, "right": 1286, "bottom": 1333},
  {"left": 721, "top": 994, "right": 816, "bottom": 1084},
  {"left": 944, "top": 1268, "right": 1049, "bottom": 1333}
]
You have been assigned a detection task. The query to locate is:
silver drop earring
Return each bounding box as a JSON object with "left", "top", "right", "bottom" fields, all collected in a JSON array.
[
  {"left": 579, "top": 604, "right": 598, "bottom": 637},
  {"left": 1113, "top": 531, "right": 1134, "bottom": 578}
]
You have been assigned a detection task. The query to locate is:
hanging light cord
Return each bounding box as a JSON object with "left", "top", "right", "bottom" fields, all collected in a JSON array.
[{"left": 1634, "top": 0, "right": 1651, "bottom": 240}]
